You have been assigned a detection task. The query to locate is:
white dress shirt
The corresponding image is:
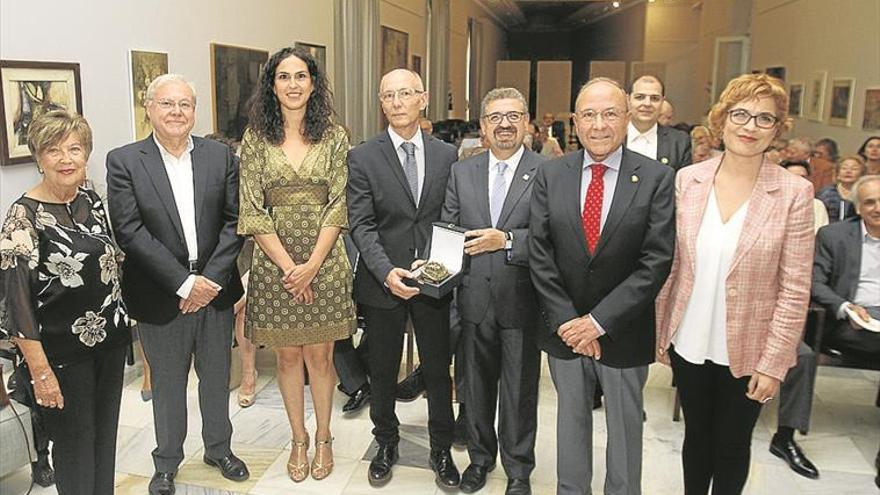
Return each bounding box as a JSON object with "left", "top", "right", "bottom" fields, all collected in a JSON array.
[
  {"left": 388, "top": 127, "right": 426, "bottom": 206},
  {"left": 626, "top": 122, "right": 659, "bottom": 160},
  {"left": 488, "top": 145, "right": 524, "bottom": 199},
  {"left": 673, "top": 187, "right": 750, "bottom": 365},
  {"left": 838, "top": 221, "right": 880, "bottom": 318},
  {"left": 154, "top": 135, "right": 200, "bottom": 299}
]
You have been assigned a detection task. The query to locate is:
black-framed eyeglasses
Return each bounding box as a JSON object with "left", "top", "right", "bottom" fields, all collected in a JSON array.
[
  {"left": 727, "top": 109, "right": 779, "bottom": 129},
  {"left": 482, "top": 111, "right": 526, "bottom": 125},
  {"left": 378, "top": 88, "right": 424, "bottom": 103}
]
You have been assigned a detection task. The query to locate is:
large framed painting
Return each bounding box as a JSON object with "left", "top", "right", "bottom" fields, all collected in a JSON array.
[
  {"left": 863, "top": 88, "right": 880, "bottom": 131},
  {"left": 294, "top": 42, "right": 327, "bottom": 75},
  {"left": 0, "top": 60, "right": 82, "bottom": 165},
  {"left": 828, "top": 78, "right": 855, "bottom": 127},
  {"left": 381, "top": 26, "right": 409, "bottom": 76},
  {"left": 210, "top": 43, "right": 268, "bottom": 141},
  {"left": 805, "top": 70, "right": 827, "bottom": 122},
  {"left": 788, "top": 82, "right": 804, "bottom": 118},
  {"left": 129, "top": 50, "right": 168, "bottom": 140}
]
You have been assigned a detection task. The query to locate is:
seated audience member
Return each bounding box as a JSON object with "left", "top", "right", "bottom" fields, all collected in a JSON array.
[
  {"left": 525, "top": 121, "right": 541, "bottom": 153},
  {"left": 692, "top": 143, "right": 714, "bottom": 163},
  {"left": 858, "top": 136, "right": 880, "bottom": 175},
  {"left": 785, "top": 136, "right": 813, "bottom": 162},
  {"left": 420, "top": 117, "right": 434, "bottom": 137},
  {"left": 781, "top": 160, "right": 830, "bottom": 231},
  {"left": 817, "top": 155, "right": 867, "bottom": 223},
  {"left": 689, "top": 125, "right": 721, "bottom": 157},
  {"left": 537, "top": 126, "right": 563, "bottom": 158},
  {"left": 812, "top": 175, "right": 880, "bottom": 363},
  {"left": 789, "top": 136, "right": 834, "bottom": 191},
  {"left": 659, "top": 99, "right": 675, "bottom": 126},
  {"left": 813, "top": 137, "right": 839, "bottom": 163}
]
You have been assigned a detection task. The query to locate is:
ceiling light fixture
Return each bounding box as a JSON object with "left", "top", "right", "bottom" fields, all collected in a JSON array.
[{"left": 612, "top": 1, "right": 621, "bottom": 8}]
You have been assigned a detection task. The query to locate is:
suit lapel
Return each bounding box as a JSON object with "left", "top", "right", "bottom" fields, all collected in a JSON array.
[
  {"left": 564, "top": 151, "right": 590, "bottom": 256},
  {"left": 846, "top": 221, "right": 863, "bottom": 300},
  {"left": 191, "top": 138, "right": 208, "bottom": 228},
  {"left": 727, "top": 159, "right": 781, "bottom": 275},
  {"left": 473, "top": 153, "right": 492, "bottom": 226},
  {"left": 418, "top": 133, "right": 439, "bottom": 209},
  {"left": 497, "top": 149, "right": 538, "bottom": 228},
  {"left": 656, "top": 127, "right": 672, "bottom": 167},
  {"left": 139, "top": 136, "right": 186, "bottom": 242},
  {"left": 684, "top": 157, "right": 720, "bottom": 270},
  {"left": 378, "top": 131, "right": 417, "bottom": 207},
  {"left": 593, "top": 149, "right": 640, "bottom": 257}
]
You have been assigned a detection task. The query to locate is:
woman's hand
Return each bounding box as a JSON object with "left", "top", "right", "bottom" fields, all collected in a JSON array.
[
  {"left": 284, "top": 262, "right": 319, "bottom": 296},
  {"left": 31, "top": 367, "right": 64, "bottom": 409},
  {"left": 746, "top": 372, "right": 780, "bottom": 404}
]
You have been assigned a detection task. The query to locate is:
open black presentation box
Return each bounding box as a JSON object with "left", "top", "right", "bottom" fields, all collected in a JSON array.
[{"left": 404, "top": 222, "right": 470, "bottom": 299}]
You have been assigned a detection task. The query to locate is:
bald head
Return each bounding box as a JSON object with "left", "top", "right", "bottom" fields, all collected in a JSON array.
[
  {"left": 573, "top": 78, "right": 630, "bottom": 162},
  {"left": 658, "top": 100, "right": 675, "bottom": 126},
  {"left": 379, "top": 68, "right": 428, "bottom": 139},
  {"left": 380, "top": 68, "right": 424, "bottom": 93},
  {"left": 575, "top": 78, "right": 628, "bottom": 111}
]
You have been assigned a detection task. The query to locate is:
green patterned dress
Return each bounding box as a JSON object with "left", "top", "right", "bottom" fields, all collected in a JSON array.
[{"left": 238, "top": 125, "right": 356, "bottom": 347}]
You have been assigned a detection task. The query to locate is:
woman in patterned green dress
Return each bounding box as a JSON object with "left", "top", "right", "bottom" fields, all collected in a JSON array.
[{"left": 238, "top": 46, "right": 355, "bottom": 482}]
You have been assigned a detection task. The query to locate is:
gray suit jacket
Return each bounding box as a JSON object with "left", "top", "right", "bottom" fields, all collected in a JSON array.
[
  {"left": 812, "top": 218, "right": 862, "bottom": 315},
  {"left": 656, "top": 125, "right": 692, "bottom": 171},
  {"left": 441, "top": 149, "right": 546, "bottom": 327}
]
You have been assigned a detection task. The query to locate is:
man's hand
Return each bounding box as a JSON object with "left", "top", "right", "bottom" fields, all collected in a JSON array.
[
  {"left": 558, "top": 315, "right": 601, "bottom": 349},
  {"left": 846, "top": 303, "right": 872, "bottom": 329},
  {"left": 573, "top": 339, "right": 602, "bottom": 359},
  {"left": 746, "top": 372, "right": 781, "bottom": 404},
  {"left": 179, "top": 276, "right": 220, "bottom": 314},
  {"left": 411, "top": 259, "right": 427, "bottom": 271},
  {"left": 464, "top": 228, "right": 506, "bottom": 255},
  {"left": 385, "top": 267, "right": 420, "bottom": 300}
]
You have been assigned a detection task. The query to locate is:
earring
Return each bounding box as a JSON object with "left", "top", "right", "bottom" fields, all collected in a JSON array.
[{"left": 37, "top": 166, "right": 44, "bottom": 174}]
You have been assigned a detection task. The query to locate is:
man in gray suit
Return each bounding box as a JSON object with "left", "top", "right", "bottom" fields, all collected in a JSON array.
[
  {"left": 106, "top": 74, "right": 247, "bottom": 495},
  {"left": 437, "top": 88, "right": 543, "bottom": 495},
  {"left": 626, "top": 75, "right": 691, "bottom": 170}
]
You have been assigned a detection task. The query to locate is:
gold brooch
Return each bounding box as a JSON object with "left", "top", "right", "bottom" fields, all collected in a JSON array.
[{"left": 631, "top": 175, "right": 639, "bottom": 183}]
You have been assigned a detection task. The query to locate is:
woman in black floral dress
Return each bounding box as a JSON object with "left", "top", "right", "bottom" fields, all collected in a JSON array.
[{"left": 0, "top": 110, "right": 129, "bottom": 494}]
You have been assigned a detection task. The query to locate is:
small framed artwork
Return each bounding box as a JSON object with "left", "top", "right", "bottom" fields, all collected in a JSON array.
[
  {"left": 381, "top": 26, "right": 409, "bottom": 76},
  {"left": 294, "top": 42, "right": 327, "bottom": 75},
  {"left": 210, "top": 43, "right": 269, "bottom": 141},
  {"left": 129, "top": 50, "right": 169, "bottom": 140},
  {"left": 805, "top": 70, "right": 827, "bottom": 122},
  {"left": 411, "top": 54, "right": 422, "bottom": 77},
  {"left": 788, "top": 83, "right": 804, "bottom": 118},
  {"left": 765, "top": 66, "right": 786, "bottom": 83},
  {"left": 828, "top": 78, "right": 855, "bottom": 127},
  {"left": 0, "top": 60, "right": 83, "bottom": 165},
  {"left": 862, "top": 87, "right": 880, "bottom": 131}
]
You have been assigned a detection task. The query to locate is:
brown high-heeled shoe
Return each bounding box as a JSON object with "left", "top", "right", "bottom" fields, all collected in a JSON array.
[
  {"left": 311, "top": 436, "right": 334, "bottom": 480},
  {"left": 287, "top": 433, "right": 310, "bottom": 482},
  {"left": 237, "top": 370, "right": 258, "bottom": 408}
]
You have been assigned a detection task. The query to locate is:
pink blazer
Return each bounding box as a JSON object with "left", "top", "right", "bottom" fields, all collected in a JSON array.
[{"left": 655, "top": 155, "right": 815, "bottom": 380}]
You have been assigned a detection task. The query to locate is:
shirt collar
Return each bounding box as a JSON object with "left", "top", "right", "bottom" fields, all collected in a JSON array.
[
  {"left": 153, "top": 134, "right": 194, "bottom": 160},
  {"left": 627, "top": 121, "right": 658, "bottom": 141},
  {"left": 388, "top": 126, "right": 425, "bottom": 152},
  {"left": 582, "top": 145, "right": 623, "bottom": 172},
  {"left": 489, "top": 145, "right": 525, "bottom": 171},
  {"left": 862, "top": 220, "right": 880, "bottom": 242}
]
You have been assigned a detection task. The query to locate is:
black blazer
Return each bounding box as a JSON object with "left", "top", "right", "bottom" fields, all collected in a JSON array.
[
  {"left": 441, "top": 149, "right": 546, "bottom": 327},
  {"left": 106, "top": 135, "right": 244, "bottom": 324},
  {"left": 529, "top": 147, "right": 675, "bottom": 367},
  {"left": 347, "top": 129, "right": 458, "bottom": 309},
  {"left": 656, "top": 125, "right": 692, "bottom": 171},
  {"left": 812, "top": 218, "right": 863, "bottom": 318}
]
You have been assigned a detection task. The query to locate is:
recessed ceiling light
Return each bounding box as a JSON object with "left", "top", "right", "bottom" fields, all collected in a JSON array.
[{"left": 612, "top": 1, "right": 621, "bottom": 7}]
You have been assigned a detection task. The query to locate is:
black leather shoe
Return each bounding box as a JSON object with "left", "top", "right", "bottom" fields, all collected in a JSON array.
[
  {"left": 770, "top": 434, "right": 819, "bottom": 479},
  {"left": 429, "top": 448, "right": 461, "bottom": 489},
  {"left": 396, "top": 367, "right": 425, "bottom": 401},
  {"left": 343, "top": 383, "right": 371, "bottom": 413},
  {"left": 506, "top": 478, "right": 532, "bottom": 495},
  {"left": 148, "top": 471, "right": 175, "bottom": 495},
  {"left": 459, "top": 463, "right": 494, "bottom": 493},
  {"left": 203, "top": 453, "right": 250, "bottom": 481},
  {"left": 30, "top": 457, "right": 54, "bottom": 487},
  {"left": 369, "top": 443, "right": 399, "bottom": 486},
  {"left": 453, "top": 405, "right": 469, "bottom": 448}
]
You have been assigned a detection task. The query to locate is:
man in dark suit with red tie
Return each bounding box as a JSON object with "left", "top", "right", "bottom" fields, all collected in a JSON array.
[{"left": 529, "top": 78, "right": 675, "bottom": 495}]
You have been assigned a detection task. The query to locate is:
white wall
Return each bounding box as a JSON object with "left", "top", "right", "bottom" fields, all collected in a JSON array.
[{"left": 0, "top": 0, "right": 334, "bottom": 213}]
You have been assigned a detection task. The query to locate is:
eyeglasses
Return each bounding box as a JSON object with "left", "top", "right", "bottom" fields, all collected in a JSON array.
[
  {"left": 576, "top": 108, "right": 625, "bottom": 124},
  {"left": 152, "top": 99, "right": 195, "bottom": 112},
  {"left": 727, "top": 109, "right": 778, "bottom": 129},
  {"left": 482, "top": 111, "right": 526, "bottom": 125},
  {"left": 378, "top": 88, "right": 424, "bottom": 103}
]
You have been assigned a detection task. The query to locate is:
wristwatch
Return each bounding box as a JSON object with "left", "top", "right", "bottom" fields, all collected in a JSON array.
[{"left": 504, "top": 231, "right": 514, "bottom": 250}]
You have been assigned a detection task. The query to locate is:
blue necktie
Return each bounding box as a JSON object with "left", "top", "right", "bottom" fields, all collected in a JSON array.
[
  {"left": 400, "top": 142, "right": 419, "bottom": 206},
  {"left": 490, "top": 162, "right": 508, "bottom": 227}
]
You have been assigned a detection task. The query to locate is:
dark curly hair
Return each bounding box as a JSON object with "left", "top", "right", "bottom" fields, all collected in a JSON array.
[{"left": 247, "top": 46, "right": 335, "bottom": 145}]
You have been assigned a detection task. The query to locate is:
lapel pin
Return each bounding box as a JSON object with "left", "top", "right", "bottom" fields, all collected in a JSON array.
[
  {"left": 660, "top": 157, "right": 669, "bottom": 164},
  {"left": 522, "top": 174, "right": 530, "bottom": 181},
  {"left": 631, "top": 175, "right": 639, "bottom": 183}
]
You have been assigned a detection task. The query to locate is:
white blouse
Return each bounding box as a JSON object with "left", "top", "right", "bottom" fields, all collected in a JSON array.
[{"left": 673, "top": 187, "right": 749, "bottom": 366}]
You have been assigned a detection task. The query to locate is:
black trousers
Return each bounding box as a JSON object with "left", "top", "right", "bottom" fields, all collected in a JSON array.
[
  {"left": 35, "top": 345, "right": 127, "bottom": 495},
  {"left": 335, "top": 306, "right": 370, "bottom": 395},
  {"left": 670, "top": 349, "right": 763, "bottom": 495},
  {"left": 362, "top": 296, "right": 454, "bottom": 449}
]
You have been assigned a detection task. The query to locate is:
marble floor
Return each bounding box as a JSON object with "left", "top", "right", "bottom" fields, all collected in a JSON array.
[{"left": 1, "top": 359, "right": 878, "bottom": 494}]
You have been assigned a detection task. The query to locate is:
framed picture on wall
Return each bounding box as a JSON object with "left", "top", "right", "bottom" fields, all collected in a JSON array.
[
  {"left": 210, "top": 43, "right": 268, "bottom": 142},
  {"left": 0, "top": 60, "right": 82, "bottom": 165},
  {"left": 294, "top": 42, "right": 326, "bottom": 75},
  {"left": 381, "top": 26, "right": 409, "bottom": 76},
  {"left": 788, "top": 83, "right": 804, "bottom": 118},
  {"left": 765, "top": 66, "right": 786, "bottom": 83},
  {"left": 863, "top": 87, "right": 880, "bottom": 131},
  {"left": 129, "top": 50, "right": 168, "bottom": 140},
  {"left": 411, "top": 54, "right": 422, "bottom": 77},
  {"left": 805, "top": 70, "right": 827, "bottom": 122},
  {"left": 828, "top": 78, "right": 855, "bottom": 127}
]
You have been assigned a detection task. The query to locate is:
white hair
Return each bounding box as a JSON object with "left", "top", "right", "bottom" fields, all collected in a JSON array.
[
  {"left": 145, "top": 73, "right": 197, "bottom": 104},
  {"left": 852, "top": 175, "right": 880, "bottom": 212}
]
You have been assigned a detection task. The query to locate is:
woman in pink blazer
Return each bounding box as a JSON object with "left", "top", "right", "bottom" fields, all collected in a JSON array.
[{"left": 655, "top": 74, "right": 815, "bottom": 495}]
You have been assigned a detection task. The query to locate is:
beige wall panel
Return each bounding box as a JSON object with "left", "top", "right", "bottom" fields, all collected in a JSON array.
[
  {"left": 536, "top": 61, "right": 573, "bottom": 119},
  {"left": 496, "top": 61, "right": 531, "bottom": 105},
  {"left": 589, "top": 61, "right": 627, "bottom": 87}
]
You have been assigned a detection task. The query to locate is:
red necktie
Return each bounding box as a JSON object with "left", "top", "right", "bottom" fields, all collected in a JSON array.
[{"left": 582, "top": 163, "right": 607, "bottom": 253}]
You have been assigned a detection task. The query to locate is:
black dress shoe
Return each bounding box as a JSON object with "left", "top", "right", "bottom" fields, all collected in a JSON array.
[
  {"left": 203, "top": 453, "right": 250, "bottom": 481},
  {"left": 459, "top": 463, "right": 495, "bottom": 493},
  {"left": 31, "top": 457, "right": 55, "bottom": 487},
  {"left": 506, "top": 478, "right": 531, "bottom": 495},
  {"left": 770, "top": 434, "right": 819, "bottom": 479},
  {"left": 369, "top": 443, "right": 399, "bottom": 486},
  {"left": 429, "top": 448, "right": 461, "bottom": 489},
  {"left": 343, "top": 384, "right": 371, "bottom": 413},
  {"left": 148, "top": 471, "right": 175, "bottom": 495},
  {"left": 453, "top": 404, "right": 469, "bottom": 448},
  {"left": 396, "top": 367, "right": 425, "bottom": 401}
]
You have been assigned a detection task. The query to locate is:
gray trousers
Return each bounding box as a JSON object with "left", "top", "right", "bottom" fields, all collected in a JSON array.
[
  {"left": 549, "top": 356, "right": 648, "bottom": 495},
  {"left": 138, "top": 306, "right": 234, "bottom": 472},
  {"left": 778, "top": 341, "right": 816, "bottom": 433}
]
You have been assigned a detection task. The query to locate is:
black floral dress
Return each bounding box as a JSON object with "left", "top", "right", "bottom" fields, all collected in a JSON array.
[{"left": 0, "top": 187, "right": 130, "bottom": 365}]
